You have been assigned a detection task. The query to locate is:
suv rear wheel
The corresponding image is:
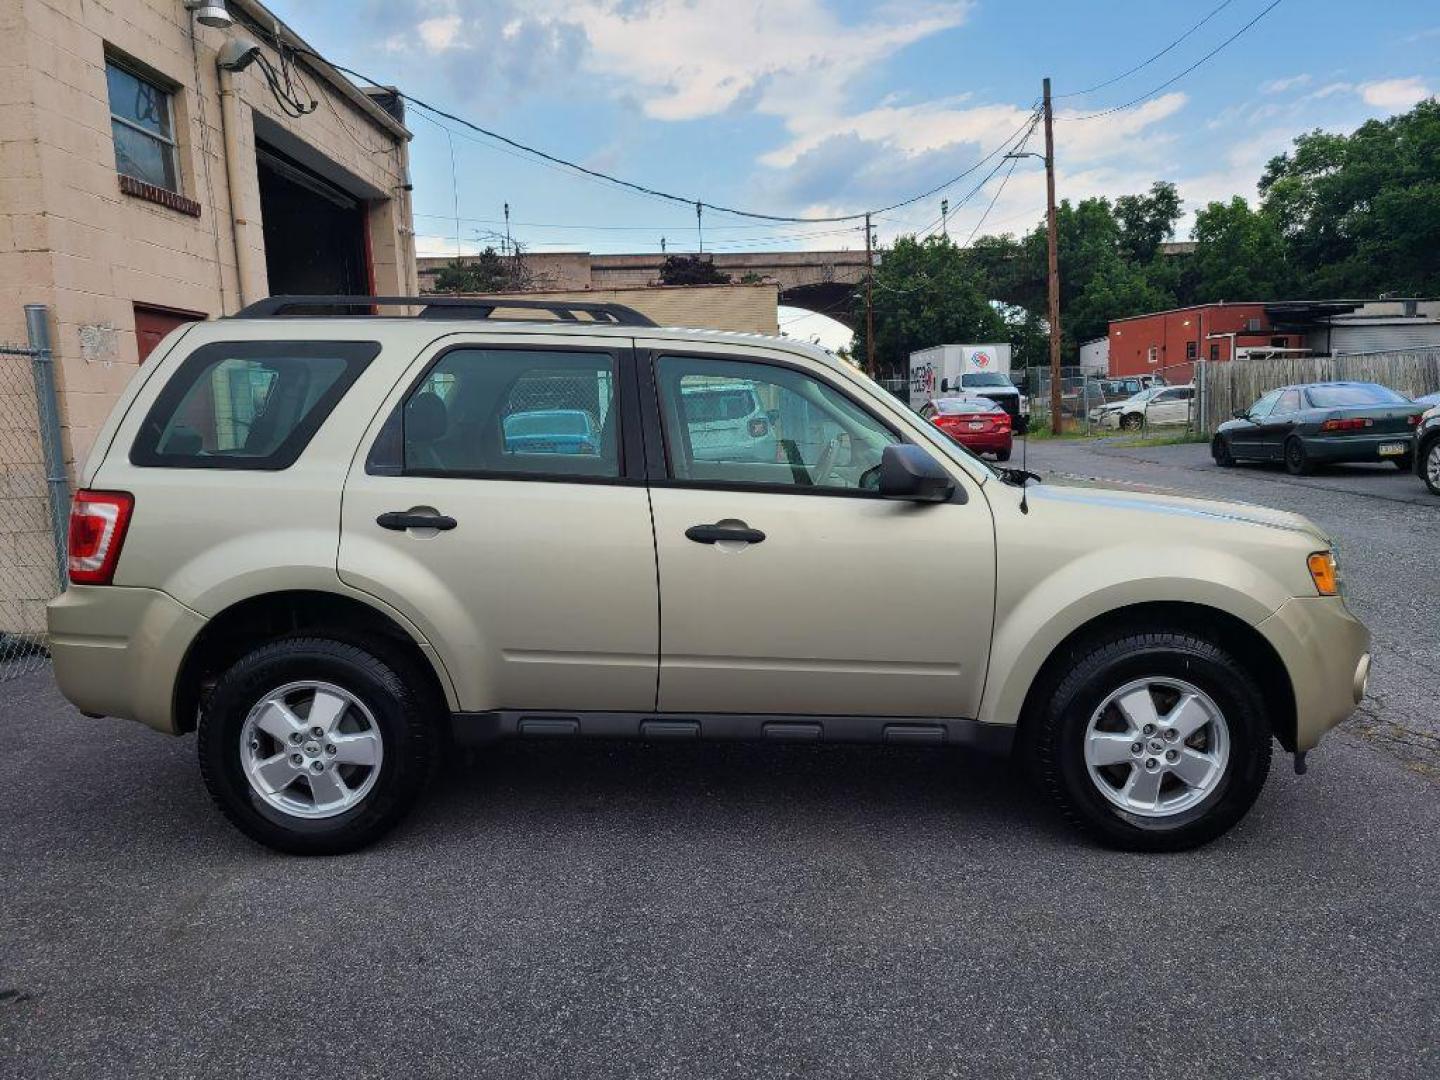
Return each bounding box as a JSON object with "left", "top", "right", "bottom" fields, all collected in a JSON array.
[
  {"left": 1029, "top": 628, "right": 1273, "bottom": 851},
  {"left": 198, "top": 636, "right": 439, "bottom": 855}
]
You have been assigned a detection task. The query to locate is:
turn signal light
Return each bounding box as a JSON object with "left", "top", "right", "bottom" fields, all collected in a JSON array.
[
  {"left": 67, "top": 490, "right": 134, "bottom": 585},
  {"left": 1307, "top": 551, "right": 1339, "bottom": 597}
]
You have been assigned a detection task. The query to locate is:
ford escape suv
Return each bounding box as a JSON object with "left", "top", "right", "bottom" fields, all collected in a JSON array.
[{"left": 48, "top": 296, "right": 1371, "bottom": 855}]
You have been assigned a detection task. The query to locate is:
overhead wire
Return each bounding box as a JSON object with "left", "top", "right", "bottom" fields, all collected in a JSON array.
[
  {"left": 1059, "top": 0, "right": 1286, "bottom": 121},
  {"left": 1052, "top": 0, "right": 1237, "bottom": 99}
]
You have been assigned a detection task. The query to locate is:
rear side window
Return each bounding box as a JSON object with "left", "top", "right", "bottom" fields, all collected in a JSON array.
[
  {"left": 131, "top": 340, "right": 378, "bottom": 469},
  {"left": 389, "top": 348, "right": 620, "bottom": 479}
]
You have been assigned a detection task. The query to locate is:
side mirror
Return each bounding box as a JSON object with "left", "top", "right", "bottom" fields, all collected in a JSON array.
[
  {"left": 939, "top": 378, "right": 952, "bottom": 392},
  {"left": 879, "top": 444, "right": 954, "bottom": 503},
  {"left": 1232, "top": 408, "right": 1250, "bottom": 420}
]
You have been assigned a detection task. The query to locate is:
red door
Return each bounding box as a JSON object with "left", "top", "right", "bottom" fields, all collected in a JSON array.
[{"left": 134, "top": 304, "right": 204, "bottom": 363}]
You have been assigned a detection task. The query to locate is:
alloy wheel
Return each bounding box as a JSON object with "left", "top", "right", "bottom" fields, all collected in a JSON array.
[
  {"left": 239, "top": 680, "right": 384, "bottom": 819},
  {"left": 1083, "top": 677, "right": 1230, "bottom": 818},
  {"left": 1427, "top": 443, "right": 1440, "bottom": 492}
]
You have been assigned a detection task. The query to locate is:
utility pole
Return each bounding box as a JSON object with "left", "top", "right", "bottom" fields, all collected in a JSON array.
[
  {"left": 941, "top": 198, "right": 949, "bottom": 239},
  {"left": 864, "top": 211, "right": 876, "bottom": 378},
  {"left": 696, "top": 201, "right": 704, "bottom": 254},
  {"left": 660, "top": 236, "right": 667, "bottom": 254},
  {"left": 503, "top": 201, "right": 512, "bottom": 257},
  {"left": 1042, "top": 76, "right": 1063, "bottom": 434}
]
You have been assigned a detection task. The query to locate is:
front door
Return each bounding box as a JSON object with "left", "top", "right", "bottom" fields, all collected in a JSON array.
[
  {"left": 1255, "top": 387, "right": 1303, "bottom": 460},
  {"left": 642, "top": 345, "right": 995, "bottom": 719},
  {"left": 338, "top": 334, "right": 658, "bottom": 713},
  {"left": 1230, "top": 389, "right": 1281, "bottom": 459}
]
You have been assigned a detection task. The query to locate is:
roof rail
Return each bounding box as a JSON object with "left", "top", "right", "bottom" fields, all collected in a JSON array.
[{"left": 231, "top": 295, "right": 658, "bottom": 327}]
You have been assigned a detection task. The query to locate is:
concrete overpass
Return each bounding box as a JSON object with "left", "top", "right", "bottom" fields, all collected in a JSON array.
[{"left": 417, "top": 250, "right": 868, "bottom": 327}]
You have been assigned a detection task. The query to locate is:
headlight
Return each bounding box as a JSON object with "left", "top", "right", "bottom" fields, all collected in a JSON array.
[{"left": 1307, "top": 550, "right": 1340, "bottom": 596}]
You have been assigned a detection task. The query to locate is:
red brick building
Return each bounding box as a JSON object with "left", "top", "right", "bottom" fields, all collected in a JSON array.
[{"left": 1108, "top": 303, "right": 1305, "bottom": 381}]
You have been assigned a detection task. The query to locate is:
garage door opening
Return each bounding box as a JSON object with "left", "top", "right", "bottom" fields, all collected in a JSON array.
[{"left": 256, "top": 143, "right": 371, "bottom": 298}]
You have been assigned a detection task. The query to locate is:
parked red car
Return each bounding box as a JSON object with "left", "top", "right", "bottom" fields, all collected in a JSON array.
[{"left": 918, "top": 395, "right": 1013, "bottom": 461}]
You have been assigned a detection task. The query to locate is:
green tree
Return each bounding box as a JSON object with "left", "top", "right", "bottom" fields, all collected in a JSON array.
[
  {"left": 658, "top": 254, "right": 732, "bottom": 285},
  {"left": 1189, "top": 197, "right": 1291, "bottom": 302},
  {"left": 431, "top": 246, "right": 532, "bottom": 293},
  {"left": 853, "top": 235, "right": 1007, "bottom": 376},
  {"left": 1115, "top": 181, "right": 1183, "bottom": 264},
  {"left": 1259, "top": 99, "right": 1440, "bottom": 296}
]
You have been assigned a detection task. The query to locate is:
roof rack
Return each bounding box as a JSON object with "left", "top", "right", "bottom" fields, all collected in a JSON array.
[{"left": 231, "top": 295, "right": 658, "bottom": 327}]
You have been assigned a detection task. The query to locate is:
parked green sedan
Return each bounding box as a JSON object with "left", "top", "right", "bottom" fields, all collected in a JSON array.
[{"left": 1212, "top": 382, "right": 1425, "bottom": 475}]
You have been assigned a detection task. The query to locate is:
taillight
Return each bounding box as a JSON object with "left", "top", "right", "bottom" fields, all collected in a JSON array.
[
  {"left": 67, "top": 490, "right": 133, "bottom": 585},
  {"left": 1408, "top": 413, "right": 1422, "bottom": 427},
  {"left": 995, "top": 414, "right": 1012, "bottom": 430},
  {"left": 1321, "top": 417, "right": 1370, "bottom": 431}
]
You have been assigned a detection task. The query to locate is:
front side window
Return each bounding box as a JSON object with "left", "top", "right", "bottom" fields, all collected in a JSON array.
[
  {"left": 657, "top": 356, "right": 900, "bottom": 492},
  {"left": 1275, "top": 389, "right": 1302, "bottom": 414},
  {"left": 1248, "top": 389, "right": 1283, "bottom": 419},
  {"left": 106, "top": 58, "right": 179, "bottom": 192},
  {"left": 132, "top": 341, "right": 378, "bottom": 469},
  {"left": 399, "top": 348, "right": 619, "bottom": 478}
]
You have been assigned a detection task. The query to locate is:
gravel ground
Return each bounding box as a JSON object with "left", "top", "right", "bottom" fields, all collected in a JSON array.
[{"left": 1, "top": 441, "right": 1436, "bottom": 1079}]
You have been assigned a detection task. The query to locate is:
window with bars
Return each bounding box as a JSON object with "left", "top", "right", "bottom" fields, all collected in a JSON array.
[{"left": 105, "top": 58, "right": 180, "bottom": 193}]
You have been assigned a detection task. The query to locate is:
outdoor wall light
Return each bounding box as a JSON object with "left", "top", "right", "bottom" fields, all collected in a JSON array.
[{"left": 185, "top": 1, "right": 235, "bottom": 30}]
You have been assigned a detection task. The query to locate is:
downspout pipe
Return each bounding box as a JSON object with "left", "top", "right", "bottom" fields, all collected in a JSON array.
[{"left": 217, "top": 67, "right": 259, "bottom": 308}]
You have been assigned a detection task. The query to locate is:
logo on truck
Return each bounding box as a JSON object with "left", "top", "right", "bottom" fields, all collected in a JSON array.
[
  {"left": 971, "top": 350, "right": 992, "bottom": 369},
  {"left": 911, "top": 363, "right": 935, "bottom": 398}
]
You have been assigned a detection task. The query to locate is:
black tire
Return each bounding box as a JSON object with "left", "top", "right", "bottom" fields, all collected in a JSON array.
[
  {"left": 1424, "top": 440, "right": 1440, "bottom": 496},
  {"left": 1120, "top": 413, "right": 1142, "bottom": 431},
  {"left": 994, "top": 447, "right": 1012, "bottom": 462},
  {"left": 1284, "top": 436, "right": 1312, "bottom": 476},
  {"left": 1028, "top": 627, "right": 1273, "bottom": 852},
  {"left": 1211, "top": 435, "right": 1234, "bottom": 467},
  {"left": 198, "top": 635, "right": 441, "bottom": 855}
]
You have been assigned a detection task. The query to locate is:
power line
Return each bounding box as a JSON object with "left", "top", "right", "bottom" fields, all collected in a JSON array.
[
  {"left": 1060, "top": 0, "right": 1286, "bottom": 121},
  {"left": 286, "top": 42, "right": 1040, "bottom": 225},
  {"left": 1053, "top": 0, "right": 1237, "bottom": 99}
]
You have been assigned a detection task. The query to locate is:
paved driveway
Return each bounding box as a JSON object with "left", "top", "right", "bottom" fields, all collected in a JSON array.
[{"left": 1, "top": 440, "right": 1437, "bottom": 1080}]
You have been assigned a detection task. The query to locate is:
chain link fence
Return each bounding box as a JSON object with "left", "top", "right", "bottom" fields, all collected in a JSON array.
[
  {"left": 1021, "top": 361, "right": 1202, "bottom": 437},
  {"left": 1, "top": 306, "right": 69, "bottom": 681}
]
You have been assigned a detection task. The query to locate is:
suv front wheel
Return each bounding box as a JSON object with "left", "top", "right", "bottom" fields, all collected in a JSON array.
[
  {"left": 198, "top": 636, "right": 439, "bottom": 855},
  {"left": 1030, "top": 628, "right": 1273, "bottom": 851}
]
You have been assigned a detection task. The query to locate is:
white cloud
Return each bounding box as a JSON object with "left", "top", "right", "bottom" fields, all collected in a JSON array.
[
  {"left": 1306, "top": 81, "right": 1354, "bottom": 101},
  {"left": 1260, "top": 74, "right": 1310, "bottom": 95},
  {"left": 417, "top": 15, "right": 462, "bottom": 51},
  {"left": 564, "top": 0, "right": 973, "bottom": 123},
  {"left": 1358, "top": 76, "right": 1433, "bottom": 109}
]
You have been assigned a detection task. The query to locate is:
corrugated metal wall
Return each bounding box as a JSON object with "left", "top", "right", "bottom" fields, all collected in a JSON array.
[{"left": 1332, "top": 323, "right": 1440, "bottom": 355}]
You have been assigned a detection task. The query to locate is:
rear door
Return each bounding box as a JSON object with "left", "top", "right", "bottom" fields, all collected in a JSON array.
[
  {"left": 338, "top": 333, "right": 659, "bottom": 713},
  {"left": 1255, "top": 388, "right": 1303, "bottom": 460}
]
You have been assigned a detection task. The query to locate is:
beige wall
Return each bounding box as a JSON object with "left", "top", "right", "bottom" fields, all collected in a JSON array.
[
  {"left": 511, "top": 284, "right": 780, "bottom": 335},
  {"left": 0, "top": 0, "right": 418, "bottom": 475}
]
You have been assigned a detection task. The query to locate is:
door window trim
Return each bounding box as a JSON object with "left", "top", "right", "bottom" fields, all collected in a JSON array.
[
  {"left": 640, "top": 348, "right": 918, "bottom": 502},
  {"left": 364, "top": 340, "right": 645, "bottom": 486}
]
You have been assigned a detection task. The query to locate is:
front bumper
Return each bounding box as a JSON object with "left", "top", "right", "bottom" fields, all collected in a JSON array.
[
  {"left": 1256, "top": 595, "right": 1371, "bottom": 752},
  {"left": 47, "top": 586, "right": 207, "bottom": 735}
]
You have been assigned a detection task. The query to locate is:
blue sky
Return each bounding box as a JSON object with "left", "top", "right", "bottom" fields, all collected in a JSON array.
[{"left": 270, "top": 0, "right": 1436, "bottom": 345}]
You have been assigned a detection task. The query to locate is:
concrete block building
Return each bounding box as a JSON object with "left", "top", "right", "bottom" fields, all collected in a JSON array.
[{"left": 0, "top": 0, "right": 419, "bottom": 475}]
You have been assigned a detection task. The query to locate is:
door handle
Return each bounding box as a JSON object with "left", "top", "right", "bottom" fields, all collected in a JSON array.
[
  {"left": 377, "top": 511, "right": 457, "bottom": 531},
  {"left": 686, "top": 523, "right": 765, "bottom": 545}
]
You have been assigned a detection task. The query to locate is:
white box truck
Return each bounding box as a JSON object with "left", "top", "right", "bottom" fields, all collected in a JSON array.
[{"left": 908, "top": 343, "right": 1025, "bottom": 427}]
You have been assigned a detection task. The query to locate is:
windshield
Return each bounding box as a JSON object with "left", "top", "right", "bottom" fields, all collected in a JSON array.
[
  {"left": 1127, "top": 387, "right": 1163, "bottom": 403},
  {"left": 961, "top": 373, "right": 1011, "bottom": 388},
  {"left": 1305, "top": 384, "right": 1408, "bottom": 408}
]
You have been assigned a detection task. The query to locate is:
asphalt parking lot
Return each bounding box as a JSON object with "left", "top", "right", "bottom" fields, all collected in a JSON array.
[{"left": 2, "top": 439, "right": 1437, "bottom": 1080}]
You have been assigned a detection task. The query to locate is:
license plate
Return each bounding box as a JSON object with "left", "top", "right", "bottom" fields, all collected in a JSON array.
[
  {"left": 968, "top": 421, "right": 986, "bottom": 430},
  {"left": 1378, "top": 442, "right": 1406, "bottom": 457}
]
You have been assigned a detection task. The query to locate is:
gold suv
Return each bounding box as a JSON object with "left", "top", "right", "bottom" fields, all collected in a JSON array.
[{"left": 48, "top": 297, "right": 1371, "bottom": 854}]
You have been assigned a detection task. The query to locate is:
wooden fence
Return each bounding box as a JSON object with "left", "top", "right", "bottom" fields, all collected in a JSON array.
[{"left": 1197, "top": 347, "right": 1440, "bottom": 434}]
